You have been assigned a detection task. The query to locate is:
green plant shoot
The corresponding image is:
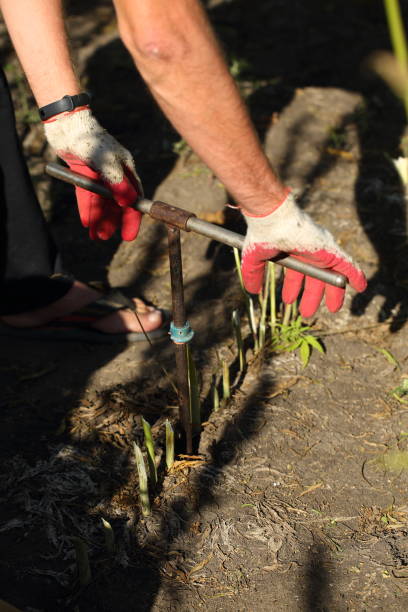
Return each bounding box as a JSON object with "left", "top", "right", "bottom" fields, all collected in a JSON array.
[
  {"left": 101, "top": 518, "right": 115, "bottom": 554},
  {"left": 141, "top": 417, "right": 157, "bottom": 487},
  {"left": 165, "top": 420, "right": 175, "bottom": 470},
  {"left": 232, "top": 309, "right": 245, "bottom": 371},
  {"left": 133, "top": 442, "right": 151, "bottom": 517},
  {"left": 273, "top": 315, "right": 324, "bottom": 368},
  {"left": 222, "top": 360, "right": 230, "bottom": 400}
]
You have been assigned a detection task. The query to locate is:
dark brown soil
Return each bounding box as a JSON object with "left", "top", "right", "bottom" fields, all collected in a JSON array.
[{"left": 1, "top": 2, "right": 408, "bottom": 611}]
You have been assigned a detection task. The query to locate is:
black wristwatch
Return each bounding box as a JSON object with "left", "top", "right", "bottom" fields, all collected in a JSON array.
[{"left": 39, "top": 93, "right": 91, "bottom": 121}]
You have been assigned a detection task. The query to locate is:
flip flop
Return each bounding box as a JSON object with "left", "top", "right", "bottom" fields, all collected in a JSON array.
[{"left": 0, "top": 288, "right": 170, "bottom": 344}]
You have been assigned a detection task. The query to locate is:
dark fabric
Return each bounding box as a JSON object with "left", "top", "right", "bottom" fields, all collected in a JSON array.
[{"left": 0, "top": 67, "right": 73, "bottom": 315}]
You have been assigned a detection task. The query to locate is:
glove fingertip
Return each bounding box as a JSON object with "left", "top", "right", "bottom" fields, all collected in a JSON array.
[{"left": 299, "top": 306, "right": 316, "bottom": 319}]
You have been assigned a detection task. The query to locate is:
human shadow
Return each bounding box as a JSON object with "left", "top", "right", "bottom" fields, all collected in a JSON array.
[{"left": 305, "top": 543, "right": 331, "bottom": 612}]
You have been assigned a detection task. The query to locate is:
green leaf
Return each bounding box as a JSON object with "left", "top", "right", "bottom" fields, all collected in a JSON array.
[
  {"left": 374, "top": 347, "right": 400, "bottom": 368},
  {"left": 305, "top": 335, "right": 325, "bottom": 353},
  {"left": 165, "top": 420, "right": 175, "bottom": 470},
  {"left": 142, "top": 417, "right": 157, "bottom": 487},
  {"left": 285, "top": 339, "right": 303, "bottom": 352},
  {"left": 299, "top": 340, "right": 311, "bottom": 368},
  {"left": 391, "top": 378, "right": 408, "bottom": 397}
]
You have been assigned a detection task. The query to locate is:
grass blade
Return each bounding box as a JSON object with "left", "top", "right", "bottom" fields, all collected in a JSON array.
[
  {"left": 233, "top": 247, "right": 259, "bottom": 352},
  {"left": 374, "top": 346, "right": 400, "bottom": 368},
  {"left": 222, "top": 360, "right": 230, "bottom": 401},
  {"left": 233, "top": 247, "right": 245, "bottom": 290},
  {"left": 259, "top": 263, "right": 271, "bottom": 349},
  {"left": 165, "top": 420, "right": 175, "bottom": 470},
  {"left": 213, "top": 383, "right": 220, "bottom": 412},
  {"left": 232, "top": 309, "right": 245, "bottom": 371},
  {"left": 248, "top": 296, "right": 259, "bottom": 353},
  {"left": 269, "top": 262, "right": 277, "bottom": 338},
  {"left": 282, "top": 303, "right": 292, "bottom": 327},
  {"left": 384, "top": 0, "right": 408, "bottom": 120},
  {"left": 133, "top": 442, "right": 150, "bottom": 517},
  {"left": 141, "top": 417, "right": 157, "bottom": 487}
]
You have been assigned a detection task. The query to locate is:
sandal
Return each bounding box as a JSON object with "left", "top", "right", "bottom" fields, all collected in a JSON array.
[{"left": 0, "top": 288, "right": 169, "bottom": 344}]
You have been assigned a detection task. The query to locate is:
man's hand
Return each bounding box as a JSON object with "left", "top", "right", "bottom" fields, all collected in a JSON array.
[
  {"left": 241, "top": 193, "right": 367, "bottom": 317},
  {"left": 44, "top": 108, "right": 143, "bottom": 240}
]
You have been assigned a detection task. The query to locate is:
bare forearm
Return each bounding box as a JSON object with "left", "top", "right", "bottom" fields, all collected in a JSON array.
[
  {"left": 0, "top": 0, "right": 80, "bottom": 106},
  {"left": 114, "top": 0, "right": 287, "bottom": 213}
]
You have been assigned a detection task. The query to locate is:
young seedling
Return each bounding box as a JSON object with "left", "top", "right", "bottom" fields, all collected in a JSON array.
[
  {"left": 273, "top": 314, "right": 324, "bottom": 368},
  {"left": 233, "top": 247, "right": 259, "bottom": 352},
  {"left": 232, "top": 309, "right": 245, "bottom": 371},
  {"left": 269, "top": 262, "right": 277, "bottom": 336},
  {"left": 165, "top": 420, "right": 175, "bottom": 470},
  {"left": 259, "top": 263, "right": 271, "bottom": 349},
  {"left": 101, "top": 518, "right": 115, "bottom": 554},
  {"left": 133, "top": 442, "right": 151, "bottom": 517},
  {"left": 141, "top": 417, "right": 157, "bottom": 487},
  {"left": 222, "top": 359, "right": 230, "bottom": 401},
  {"left": 72, "top": 537, "right": 91, "bottom": 586},
  {"left": 213, "top": 383, "right": 220, "bottom": 412}
]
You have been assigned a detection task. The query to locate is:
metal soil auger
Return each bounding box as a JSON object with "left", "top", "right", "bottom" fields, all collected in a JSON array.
[{"left": 45, "top": 162, "right": 346, "bottom": 455}]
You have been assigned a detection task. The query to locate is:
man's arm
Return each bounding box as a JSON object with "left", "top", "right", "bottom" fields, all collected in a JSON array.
[
  {"left": 113, "top": 0, "right": 288, "bottom": 216},
  {"left": 113, "top": 0, "right": 366, "bottom": 315},
  {"left": 0, "top": 0, "right": 80, "bottom": 106},
  {"left": 0, "top": 0, "right": 143, "bottom": 241}
]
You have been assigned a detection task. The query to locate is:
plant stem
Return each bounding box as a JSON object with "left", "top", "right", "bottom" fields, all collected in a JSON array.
[
  {"left": 233, "top": 247, "right": 259, "bottom": 352},
  {"left": 232, "top": 309, "right": 245, "bottom": 371},
  {"left": 259, "top": 263, "right": 271, "bottom": 348},
  {"left": 269, "top": 262, "right": 277, "bottom": 338},
  {"left": 133, "top": 442, "right": 151, "bottom": 517},
  {"left": 384, "top": 0, "right": 408, "bottom": 117},
  {"left": 222, "top": 360, "right": 230, "bottom": 400},
  {"left": 213, "top": 383, "right": 220, "bottom": 412},
  {"left": 141, "top": 417, "right": 157, "bottom": 487},
  {"left": 233, "top": 247, "right": 245, "bottom": 290},
  {"left": 101, "top": 518, "right": 115, "bottom": 554},
  {"left": 165, "top": 420, "right": 175, "bottom": 470},
  {"left": 282, "top": 303, "right": 292, "bottom": 327}
]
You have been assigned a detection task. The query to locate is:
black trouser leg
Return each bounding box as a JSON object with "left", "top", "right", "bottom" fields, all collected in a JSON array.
[{"left": 0, "top": 67, "right": 73, "bottom": 315}]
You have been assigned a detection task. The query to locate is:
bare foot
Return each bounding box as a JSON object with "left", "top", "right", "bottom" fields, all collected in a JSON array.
[{"left": 1, "top": 281, "right": 163, "bottom": 334}]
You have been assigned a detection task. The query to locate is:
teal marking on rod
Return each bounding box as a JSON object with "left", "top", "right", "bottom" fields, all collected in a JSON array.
[{"left": 169, "top": 321, "right": 194, "bottom": 343}]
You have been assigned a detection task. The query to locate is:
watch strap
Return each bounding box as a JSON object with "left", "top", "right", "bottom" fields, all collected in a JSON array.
[{"left": 39, "top": 93, "right": 91, "bottom": 121}]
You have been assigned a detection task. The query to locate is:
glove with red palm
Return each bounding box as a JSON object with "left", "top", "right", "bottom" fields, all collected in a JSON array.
[
  {"left": 241, "top": 192, "right": 367, "bottom": 317},
  {"left": 44, "top": 108, "right": 142, "bottom": 241}
]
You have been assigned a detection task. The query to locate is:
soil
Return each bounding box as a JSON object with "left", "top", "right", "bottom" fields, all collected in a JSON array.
[{"left": 1, "top": 1, "right": 408, "bottom": 611}]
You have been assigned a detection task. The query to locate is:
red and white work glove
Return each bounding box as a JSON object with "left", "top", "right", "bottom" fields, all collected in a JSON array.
[
  {"left": 241, "top": 192, "right": 367, "bottom": 317},
  {"left": 43, "top": 108, "right": 143, "bottom": 241}
]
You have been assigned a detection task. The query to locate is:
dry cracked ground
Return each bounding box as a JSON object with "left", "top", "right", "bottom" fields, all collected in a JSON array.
[{"left": 1, "top": 1, "right": 408, "bottom": 611}]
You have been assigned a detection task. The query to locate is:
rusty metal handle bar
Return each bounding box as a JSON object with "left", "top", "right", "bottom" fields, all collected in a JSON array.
[{"left": 45, "top": 162, "right": 346, "bottom": 288}]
